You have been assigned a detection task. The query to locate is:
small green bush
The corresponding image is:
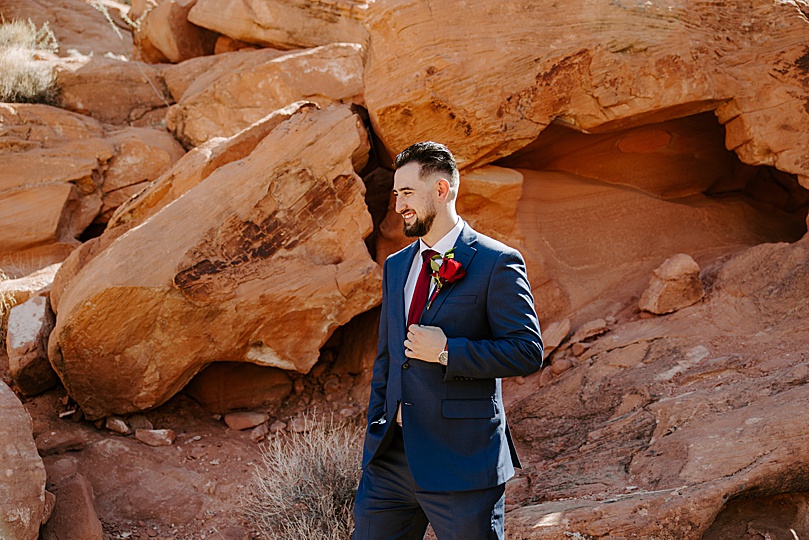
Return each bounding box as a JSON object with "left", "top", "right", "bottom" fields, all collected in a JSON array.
[
  {"left": 243, "top": 414, "right": 363, "bottom": 540},
  {"left": 0, "top": 19, "right": 59, "bottom": 104}
]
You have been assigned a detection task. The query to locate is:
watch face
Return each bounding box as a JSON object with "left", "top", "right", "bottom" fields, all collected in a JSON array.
[{"left": 438, "top": 351, "right": 448, "bottom": 365}]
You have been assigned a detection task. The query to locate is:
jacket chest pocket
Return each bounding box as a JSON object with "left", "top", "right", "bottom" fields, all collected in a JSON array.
[{"left": 442, "top": 398, "right": 497, "bottom": 419}]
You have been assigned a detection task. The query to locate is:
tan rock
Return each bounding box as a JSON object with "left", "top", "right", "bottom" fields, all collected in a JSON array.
[
  {"left": 185, "top": 362, "right": 293, "bottom": 414},
  {"left": 132, "top": 0, "right": 218, "bottom": 64},
  {"left": 249, "top": 422, "right": 269, "bottom": 443},
  {"left": 161, "top": 48, "right": 287, "bottom": 102},
  {"left": 165, "top": 43, "right": 364, "bottom": 147},
  {"left": 48, "top": 105, "right": 381, "bottom": 419},
  {"left": 506, "top": 238, "right": 809, "bottom": 538},
  {"left": 571, "top": 318, "right": 608, "bottom": 344},
  {"left": 6, "top": 295, "right": 58, "bottom": 396},
  {"left": 40, "top": 473, "right": 103, "bottom": 540},
  {"left": 639, "top": 254, "right": 705, "bottom": 315},
  {"left": 224, "top": 411, "right": 269, "bottom": 431},
  {"left": 364, "top": 0, "right": 809, "bottom": 184},
  {"left": 42, "top": 490, "right": 56, "bottom": 526},
  {"left": 56, "top": 56, "right": 173, "bottom": 125},
  {"left": 0, "top": 0, "right": 133, "bottom": 58},
  {"left": 98, "top": 126, "right": 186, "bottom": 222},
  {"left": 34, "top": 431, "right": 86, "bottom": 456},
  {"left": 109, "top": 101, "right": 314, "bottom": 232},
  {"left": 541, "top": 319, "right": 571, "bottom": 360},
  {"left": 128, "top": 414, "right": 153, "bottom": 430},
  {"left": 0, "top": 263, "right": 60, "bottom": 303},
  {"left": 0, "top": 380, "right": 46, "bottom": 540},
  {"left": 0, "top": 105, "right": 184, "bottom": 276},
  {"left": 188, "top": 0, "right": 371, "bottom": 50},
  {"left": 105, "top": 416, "right": 131, "bottom": 435},
  {"left": 214, "top": 35, "right": 259, "bottom": 55},
  {"left": 455, "top": 165, "right": 523, "bottom": 243},
  {"left": 550, "top": 356, "right": 574, "bottom": 376},
  {"left": 0, "top": 105, "right": 109, "bottom": 266},
  {"left": 134, "top": 429, "right": 176, "bottom": 446}
]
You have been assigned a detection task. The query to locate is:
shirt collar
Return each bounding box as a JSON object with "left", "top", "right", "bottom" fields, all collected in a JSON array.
[{"left": 418, "top": 217, "right": 464, "bottom": 257}]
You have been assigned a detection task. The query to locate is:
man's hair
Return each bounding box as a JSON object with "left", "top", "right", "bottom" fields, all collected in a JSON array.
[{"left": 394, "top": 141, "right": 460, "bottom": 191}]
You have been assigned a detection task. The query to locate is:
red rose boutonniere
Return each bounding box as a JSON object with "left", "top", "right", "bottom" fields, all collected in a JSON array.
[{"left": 426, "top": 248, "right": 466, "bottom": 310}]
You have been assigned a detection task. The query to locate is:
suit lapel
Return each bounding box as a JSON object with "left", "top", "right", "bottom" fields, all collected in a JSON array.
[
  {"left": 394, "top": 241, "right": 419, "bottom": 332},
  {"left": 421, "top": 225, "right": 477, "bottom": 326}
]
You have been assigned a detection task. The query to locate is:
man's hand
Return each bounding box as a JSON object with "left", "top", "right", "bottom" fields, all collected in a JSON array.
[{"left": 404, "top": 325, "right": 447, "bottom": 363}]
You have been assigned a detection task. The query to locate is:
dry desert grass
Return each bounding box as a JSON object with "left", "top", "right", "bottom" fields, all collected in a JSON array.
[
  {"left": 243, "top": 414, "right": 363, "bottom": 539},
  {"left": 0, "top": 18, "right": 59, "bottom": 104}
]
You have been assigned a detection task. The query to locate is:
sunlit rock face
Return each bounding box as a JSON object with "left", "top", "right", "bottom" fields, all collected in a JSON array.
[
  {"left": 0, "top": 104, "right": 183, "bottom": 277},
  {"left": 48, "top": 105, "right": 381, "bottom": 420},
  {"left": 364, "top": 0, "right": 809, "bottom": 188},
  {"left": 497, "top": 112, "right": 807, "bottom": 324}
]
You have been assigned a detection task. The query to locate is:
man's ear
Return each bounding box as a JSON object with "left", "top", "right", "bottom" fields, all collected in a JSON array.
[{"left": 435, "top": 178, "right": 451, "bottom": 201}]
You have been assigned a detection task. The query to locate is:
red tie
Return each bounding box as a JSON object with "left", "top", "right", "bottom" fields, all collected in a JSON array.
[{"left": 407, "top": 249, "right": 437, "bottom": 327}]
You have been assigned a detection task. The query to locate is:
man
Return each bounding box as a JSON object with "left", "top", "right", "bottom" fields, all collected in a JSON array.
[{"left": 353, "top": 141, "right": 543, "bottom": 540}]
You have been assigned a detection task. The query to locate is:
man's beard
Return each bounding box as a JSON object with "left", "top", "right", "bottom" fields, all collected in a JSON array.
[{"left": 403, "top": 204, "right": 436, "bottom": 238}]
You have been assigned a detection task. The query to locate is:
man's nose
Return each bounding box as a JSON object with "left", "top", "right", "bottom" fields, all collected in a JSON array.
[{"left": 395, "top": 198, "right": 406, "bottom": 214}]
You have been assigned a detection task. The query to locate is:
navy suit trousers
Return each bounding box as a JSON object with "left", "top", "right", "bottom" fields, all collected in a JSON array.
[{"left": 353, "top": 424, "right": 505, "bottom": 540}]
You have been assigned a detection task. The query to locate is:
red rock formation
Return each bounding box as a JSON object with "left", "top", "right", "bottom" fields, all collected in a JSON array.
[
  {"left": 0, "top": 380, "right": 46, "bottom": 540},
  {"left": 130, "top": 0, "right": 218, "bottom": 64},
  {"left": 48, "top": 105, "right": 381, "bottom": 419},
  {"left": 188, "top": 0, "right": 371, "bottom": 50},
  {"left": 0, "top": 104, "right": 184, "bottom": 276},
  {"left": 504, "top": 237, "right": 809, "bottom": 538},
  {"left": 165, "top": 43, "right": 365, "bottom": 147},
  {"left": 364, "top": 0, "right": 809, "bottom": 190}
]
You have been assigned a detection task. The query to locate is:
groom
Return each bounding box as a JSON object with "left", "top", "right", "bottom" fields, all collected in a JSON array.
[{"left": 353, "top": 141, "right": 544, "bottom": 539}]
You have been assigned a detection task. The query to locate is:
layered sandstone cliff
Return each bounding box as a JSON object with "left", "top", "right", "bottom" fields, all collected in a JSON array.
[{"left": 1, "top": 0, "right": 808, "bottom": 537}]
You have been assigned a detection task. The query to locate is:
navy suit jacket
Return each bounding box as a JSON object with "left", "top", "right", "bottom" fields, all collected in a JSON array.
[{"left": 361, "top": 223, "right": 544, "bottom": 492}]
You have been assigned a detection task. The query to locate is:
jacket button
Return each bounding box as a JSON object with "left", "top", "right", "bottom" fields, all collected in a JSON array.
[{"left": 402, "top": 362, "right": 410, "bottom": 370}]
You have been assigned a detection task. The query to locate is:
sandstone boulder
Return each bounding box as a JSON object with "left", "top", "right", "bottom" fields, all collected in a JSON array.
[
  {"left": 188, "top": 0, "right": 371, "bottom": 50},
  {"left": 130, "top": 0, "right": 218, "bottom": 64},
  {"left": 49, "top": 105, "right": 381, "bottom": 419},
  {"left": 639, "top": 253, "right": 705, "bottom": 314},
  {"left": 165, "top": 43, "right": 364, "bottom": 147},
  {"left": 0, "top": 263, "right": 60, "bottom": 302},
  {"left": 99, "top": 127, "right": 186, "bottom": 223},
  {"left": 505, "top": 237, "right": 809, "bottom": 538},
  {"left": 6, "top": 295, "right": 58, "bottom": 396},
  {"left": 40, "top": 473, "right": 103, "bottom": 540},
  {"left": 56, "top": 55, "right": 173, "bottom": 125},
  {"left": 0, "top": 104, "right": 184, "bottom": 276},
  {"left": 0, "top": 104, "right": 108, "bottom": 275},
  {"left": 364, "top": 0, "right": 809, "bottom": 186},
  {"left": 0, "top": 0, "right": 133, "bottom": 57},
  {"left": 48, "top": 103, "right": 313, "bottom": 311},
  {"left": 185, "top": 362, "right": 292, "bottom": 414},
  {"left": 0, "top": 380, "right": 46, "bottom": 540}
]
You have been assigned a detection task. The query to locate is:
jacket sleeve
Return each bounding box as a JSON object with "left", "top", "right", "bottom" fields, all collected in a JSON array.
[
  {"left": 366, "top": 260, "right": 390, "bottom": 425},
  {"left": 443, "top": 249, "right": 544, "bottom": 380}
]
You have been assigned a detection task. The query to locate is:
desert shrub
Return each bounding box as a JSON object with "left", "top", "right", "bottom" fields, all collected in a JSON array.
[
  {"left": 0, "top": 19, "right": 59, "bottom": 104},
  {"left": 243, "top": 414, "right": 364, "bottom": 540}
]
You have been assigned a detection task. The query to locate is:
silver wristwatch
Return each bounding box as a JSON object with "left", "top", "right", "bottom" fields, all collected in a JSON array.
[{"left": 438, "top": 350, "right": 448, "bottom": 366}]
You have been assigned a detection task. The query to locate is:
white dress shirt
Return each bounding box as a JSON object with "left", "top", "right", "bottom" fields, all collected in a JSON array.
[{"left": 403, "top": 218, "right": 465, "bottom": 321}]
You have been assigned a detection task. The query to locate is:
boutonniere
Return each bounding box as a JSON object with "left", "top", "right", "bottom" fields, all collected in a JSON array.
[{"left": 426, "top": 248, "right": 466, "bottom": 309}]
